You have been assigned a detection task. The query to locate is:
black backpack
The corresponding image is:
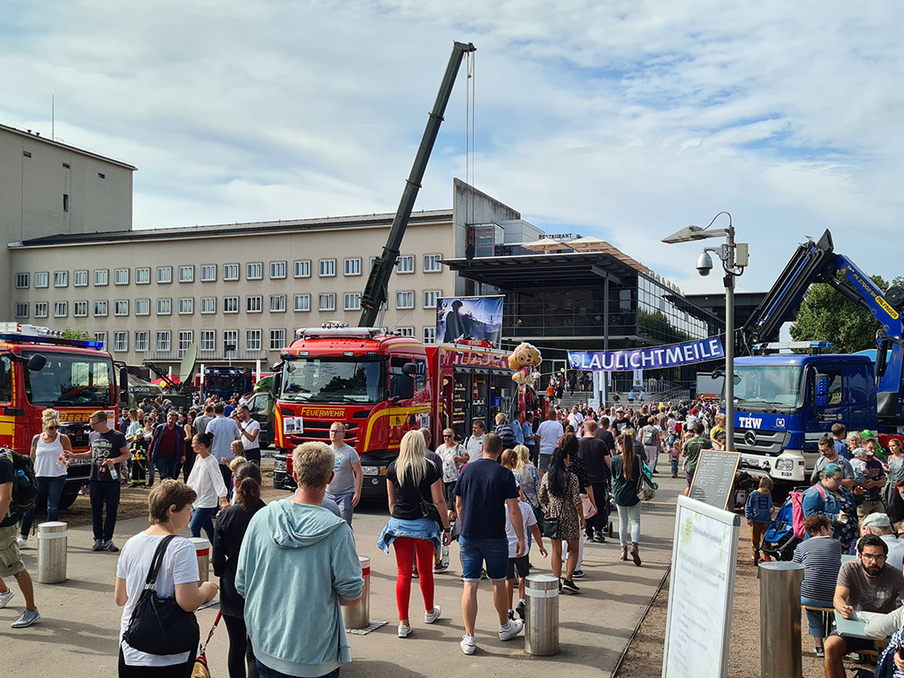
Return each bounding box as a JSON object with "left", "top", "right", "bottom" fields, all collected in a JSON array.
[
  {"left": 496, "top": 424, "right": 516, "bottom": 449},
  {"left": 1, "top": 448, "right": 37, "bottom": 516}
]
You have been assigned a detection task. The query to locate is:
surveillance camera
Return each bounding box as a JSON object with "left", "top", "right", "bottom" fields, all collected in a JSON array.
[{"left": 696, "top": 251, "right": 714, "bottom": 276}]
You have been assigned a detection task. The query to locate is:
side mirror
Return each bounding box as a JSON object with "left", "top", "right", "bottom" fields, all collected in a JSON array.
[
  {"left": 272, "top": 371, "right": 282, "bottom": 397},
  {"left": 402, "top": 363, "right": 419, "bottom": 376},
  {"left": 26, "top": 354, "right": 46, "bottom": 371},
  {"left": 398, "top": 374, "right": 415, "bottom": 400},
  {"left": 119, "top": 365, "right": 129, "bottom": 406}
]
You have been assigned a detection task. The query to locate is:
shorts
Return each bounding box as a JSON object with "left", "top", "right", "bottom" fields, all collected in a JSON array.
[
  {"left": 0, "top": 524, "right": 25, "bottom": 578},
  {"left": 686, "top": 466, "right": 696, "bottom": 488},
  {"left": 243, "top": 448, "right": 262, "bottom": 464},
  {"left": 459, "top": 535, "right": 509, "bottom": 582},
  {"left": 506, "top": 555, "right": 530, "bottom": 581},
  {"left": 828, "top": 631, "right": 876, "bottom": 655},
  {"left": 538, "top": 455, "right": 552, "bottom": 473}
]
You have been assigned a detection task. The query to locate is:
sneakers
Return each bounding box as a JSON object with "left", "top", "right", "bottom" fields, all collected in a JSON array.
[
  {"left": 516, "top": 600, "right": 526, "bottom": 620},
  {"left": 561, "top": 579, "right": 581, "bottom": 593},
  {"left": 398, "top": 624, "right": 412, "bottom": 638},
  {"left": 92, "top": 539, "right": 103, "bottom": 552},
  {"left": 16, "top": 536, "right": 27, "bottom": 549},
  {"left": 592, "top": 531, "right": 606, "bottom": 543},
  {"left": 498, "top": 619, "right": 523, "bottom": 641},
  {"left": 11, "top": 608, "right": 40, "bottom": 628},
  {"left": 425, "top": 605, "right": 441, "bottom": 624},
  {"left": 572, "top": 569, "right": 585, "bottom": 579},
  {"left": 101, "top": 540, "right": 119, "bottom": 552},
  {"left": 815, "top": 647, "right": 825, "bottom": 658},
  {"left": 460, "top": 635, "right": 476, "bottom": 655},
  {"left": 433, "top": 563, "right": 448, "bottom": 574},
  {"left": 0, "top": 588, "right": 14, "bottom": 609}
]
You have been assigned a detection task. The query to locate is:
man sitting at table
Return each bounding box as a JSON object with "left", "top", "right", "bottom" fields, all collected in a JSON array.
[{"left": 826, "top": 534, "right": 904, "bottom": 678}]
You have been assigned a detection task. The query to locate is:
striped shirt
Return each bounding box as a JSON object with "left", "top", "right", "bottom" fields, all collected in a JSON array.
[{"left": 792, "top": 535, "right": 843, "bottom": 601}]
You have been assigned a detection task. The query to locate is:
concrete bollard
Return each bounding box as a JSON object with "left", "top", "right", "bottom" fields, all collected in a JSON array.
[
  {"left": 36, "top": 521, "right": 68, "bottom": 584},
  {"left": 759, "top": 561, "right": 804, "bottom": 678},
  {"left": 524, "top": 573, "right": 559, "bottom": 655},
  {"left": 343, "top": 556, "right": 371, "bottom": 629},
  {"left": 189, "top": 537, "right": 210, "bottom": 584}
]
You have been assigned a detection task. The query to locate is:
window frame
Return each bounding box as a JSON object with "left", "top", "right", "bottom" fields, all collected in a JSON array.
[
  {"left": 294, "top": 294, "right": 311, "bottom": 312},
  {"left": 200, "top": 264, "right": 217, "bottom": 282},
  {"left": 318, "top": 293, "right": 336, "bottom": 311},
  {"left": 223, "top": 264, "right": 240, "bottom": 281},
  {"left": 156, "top": 298, "right": 172, "bottom": 316},
  {"left": 269, "top": 261, "right": 287, "bottom": 280},
  {"left": 93, "top": 300, "right": 108, "bottom": 317},
  {"left": 135, "top": 267, "right": 150, "bottom": 285},
  {"left": 396, "top": 255, "right": 415, "bottom": 274},
  {"left": 246, "top": 262, "right": 263, "bottom": 281},
  {"left": 294, "top": 260, "right": 311, "bottom": 278},
  {"left": 318, "top": 259, "right": 336, "bottom": 278},
  {"left": 156, "top": 266, "right": 172, "bottom": 284},
  {"left": 114, "top": 268, "right": 130, "bottom": 285},
  {"left": 178, "top": 265, "right": 194, "bottom": 283},
  {"left": 94, "top": 269, "right": 109, "bottom": 286}
]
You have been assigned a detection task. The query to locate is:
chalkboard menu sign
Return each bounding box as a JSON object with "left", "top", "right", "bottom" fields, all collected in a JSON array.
[{"left": 689, "top": 451, "right": 741, "bottom": 510}]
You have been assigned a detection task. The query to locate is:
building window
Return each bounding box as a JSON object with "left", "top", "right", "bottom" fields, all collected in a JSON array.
[
  {"left": 74, "top": 270, "right": 88, "bottom": 287},
  {"left": 423, "top": 327, "right": 437, "bottom": 344},
  {"left": 156, "top": 331, "right": 171, "bottom": 352},
  {"left": 157, "top": 266, "right": 172, "bottom": 284},
  {"left": 63, "top": 194, "right": 69, "bottom": 212},
  {"left": 114, "top": 268, "right": 129, "bottom": 285},
  {"left": 34, "top": 302, "right": 48, "bottom": 318},
  {"left": 53, "top": 301, "right": 68, "bottom": 318},
  {"left": 223, "top": 264, "right": 239, "bottom": 281},
  {"left": 319, "top": 293, "right": 336, "bottom": 311},
  {"left": 223, "top": 330, "right": 238, "bottom": 354},
  {"left": 135, "top": 299, "right": 150, "bottom": 316},
  {"left": 35, "top": 272, "right": 49, "bottom": 288},
  {"left": 178, "top": 266, "right": 194, "bottom": 283},
  {"left": 200, "top": 330, "right": 216, "bottom": 351},
  {"left": 224, "top": 297, "right": 239, "bottom": 314},
  {"left": 343, "top": 293, "right": 360, "bottom": 311},
  {"left": 62, "top": 162, "right": 70, "bottom": 169},
  {"left": 370, "top": 256, "right": 377, "bottom": 270},
  {"left": 178, "top": 331, "right": 193, "bottom": 357},
  {"left": 246, "top": 330, "right": 262, "bottom": 351},
  {"left": 23, "top": 150, "right": 31, "bottom": 158},
  {"left": 423, "top": 290, "right": 441, "bottom": 309},
  {"left": 15, "top": 273, "right": 29, "bottom": 289},
  {"left": 269, "top": 329, "right": 286, "bottom": 351},
  {"left": 200, "top": 297, "right": 216, "bottom": 314},
  {"left": 14, "top": 303, "right": 28, "bottom": 319},
  {"left": 178, "top": 298, "right": 194, "bottom": 315},
  {"left": 294, "top": 260, "right": 311, "bottom": 278},
  {"left": 423, "top": 254, "right": 442, "bottom": 272},
  {"left": 54, "top": 271, "right": 68, "bottom": 288},
  {"left": 246, "top": 263, "right": 263, "bottom": 280},
  {"left": 269, "top": 261, "right": 287, "bottom": 279},
  {"left": 114, "top": 332, "right": 128, "bottom": 352},
  {"left": 396, "top": 291, "right": 414, "bottom": 309},
  {"left": 94, "top": 269, "right": 108, "bottom": 286},
  {"left": 246, "top": 296, "right": 262, "bottom": 313},
  {"left": 269, "top": 295, "right": 286, "bottom": 312},
  {"left": 134, "top": 331, "right": 149, "bottom": 352},
  {"left": 396, "top": 327, "right": 415, "bottom": 337},
  {"left": 319, "top": 259, "right": 336, "bottom": 277},
  {"left": 396, "top": 255, "right": 415, "bottom": 274},
  {"left": 156, "top": 298, "right": 172, "bottom": 315},
  {"left": 93, "top": 300, "right": 107, "bottom": 317},
  {"left": 94, "top": 332, "right": 106, "bottom": 347},
  {"left": 294, "top": 294, "right": 310, "bottom": 312},
  {"left": 200, "top": 265, "right": 216, "bottom": 282},
  {"left": 97, "top": 172, "right": 105, "bottom": 179},
  {"left": 73, "top": 301, "right": 88, "bottom": 317},
  {"left": 344, "top": 258, "right": 362, "bottom": 276},
  {"left": 114, "top": 300, "right": 129, "bottom": 316},
  {"left": 135, "top": 268, "right": 150, "bottom": 285}
]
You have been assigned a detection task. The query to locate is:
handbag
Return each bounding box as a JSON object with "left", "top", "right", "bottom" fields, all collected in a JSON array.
[
  {"left": 123, "top": 534, "right": 201, "bottom": 656},
  {"left": 536, "top": 505, "right": 559, "bottom": 539},
  {"left": 581, "top": 494, "right": 598, "bottom": 519},
  {"left": 637, "top": 473, "right": 657, "bottom": 502},
  {"left": 192, "top": 611, "right": 222, "bottom": 678}
]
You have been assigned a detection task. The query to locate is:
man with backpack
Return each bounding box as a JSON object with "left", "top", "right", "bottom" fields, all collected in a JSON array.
[
  {"left": 494, "top": 413, "right": 517, "bottom": 450},
  {"left": 0, "top": 450, "right": 40, "bottom": 628}
]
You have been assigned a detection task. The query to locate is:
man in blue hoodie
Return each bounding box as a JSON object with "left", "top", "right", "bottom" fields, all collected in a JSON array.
[{"left": 237, "top": 442, "right": 364, "bottom": 678}]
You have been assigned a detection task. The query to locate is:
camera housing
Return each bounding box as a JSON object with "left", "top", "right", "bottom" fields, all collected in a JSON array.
[{"left": 696, "top": 251, "right": 714, "bottom": 276}]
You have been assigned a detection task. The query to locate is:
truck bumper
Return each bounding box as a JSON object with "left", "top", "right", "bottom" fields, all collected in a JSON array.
[{"left": 739, "top": 449, "right": 808, "bottom": 483}]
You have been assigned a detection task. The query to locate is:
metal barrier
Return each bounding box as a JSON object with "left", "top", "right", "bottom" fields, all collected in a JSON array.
[
  {"left": 760, "top": 561, "right": 804, "bottom": 678},
  {"left": 343, "top": 555, "right": 371, "bottom": 630},
  {"left": 36, "top": 521, "right": 68, "bottom": 584},
  {"left": 190, "top": 537, "right": 211, "bottom": 584},
  {"left": 525, "top": 573, "right": 559, "bottom": 655}
]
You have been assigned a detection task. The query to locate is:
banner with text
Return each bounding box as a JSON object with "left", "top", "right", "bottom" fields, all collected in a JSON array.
[{"left": 568, "top": 337, "right": 724, "bottom": 372}]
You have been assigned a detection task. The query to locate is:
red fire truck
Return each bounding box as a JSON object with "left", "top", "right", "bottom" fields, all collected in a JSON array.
[
  {"left": 0, "top": 323, "right": 127, "bottom": 509},
  {"left": 271, "top": 327, "right": 531, "bottom": 496}
]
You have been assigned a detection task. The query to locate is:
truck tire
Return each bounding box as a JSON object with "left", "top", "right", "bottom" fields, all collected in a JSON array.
[{"left": 58, "top": 488, "right": 80, "bottom": 511}]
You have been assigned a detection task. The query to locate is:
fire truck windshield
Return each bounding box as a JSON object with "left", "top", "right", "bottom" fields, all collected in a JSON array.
[
  {"left": 731, "top": 365, "right": 805, "bottom": 411},
  {"left": 23, "top": 351, "right": 116, "bottom": 407},
  {"left": 280, "top": 357, "right": 383, "bottom": 404}
]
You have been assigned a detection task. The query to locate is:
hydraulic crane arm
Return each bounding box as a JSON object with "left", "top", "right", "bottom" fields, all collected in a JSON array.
[{"left": 359, "top": 41, "right": 476, "bottom": 327}]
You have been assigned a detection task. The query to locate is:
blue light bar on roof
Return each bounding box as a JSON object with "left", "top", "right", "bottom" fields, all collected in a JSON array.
[{"left": 0, "top": 333, "right": 104, "bottom": 349}]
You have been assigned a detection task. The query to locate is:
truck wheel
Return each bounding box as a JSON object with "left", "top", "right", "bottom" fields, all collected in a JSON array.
[{"left": 58, "top": 489, "right": 80, "bottom": 511}]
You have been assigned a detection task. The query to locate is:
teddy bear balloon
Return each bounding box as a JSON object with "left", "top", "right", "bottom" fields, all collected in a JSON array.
[{"left": 508, "top": 342, "right": 542, "bottom": 393}]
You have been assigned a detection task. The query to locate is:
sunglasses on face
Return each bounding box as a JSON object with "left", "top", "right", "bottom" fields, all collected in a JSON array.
[{"left": 47, "top": 425, "right": 60, "bottom": 430}]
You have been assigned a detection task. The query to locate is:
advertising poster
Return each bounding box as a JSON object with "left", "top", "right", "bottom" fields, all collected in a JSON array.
[
  {"left": 568, "top": 336, "right": 724, "bottom": 372},
  {"left": 435, "top": 296, "right": 504, "bottom": 348}
]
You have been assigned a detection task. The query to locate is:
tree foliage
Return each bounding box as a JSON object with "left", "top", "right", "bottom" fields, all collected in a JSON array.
[
  {"left": 789, "top": 274, "right": 903, "bottom": 354},
  {"left": 61, "top": 327, "right": 92, "bottom": 340}
]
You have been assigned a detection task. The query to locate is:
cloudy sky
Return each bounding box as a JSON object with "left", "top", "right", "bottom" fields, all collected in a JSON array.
[{"left": 3, "top": 1, "right": 902, "bottom": 296}]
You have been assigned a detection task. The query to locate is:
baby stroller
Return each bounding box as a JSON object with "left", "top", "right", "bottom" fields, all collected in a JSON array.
[{"left": 755, "top": 493, "right": 801, "bottom": 564}]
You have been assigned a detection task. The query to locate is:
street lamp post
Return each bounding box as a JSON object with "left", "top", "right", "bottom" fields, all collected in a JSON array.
[{"left": 663, "top": 213, "right": 748, "bottom": 451}]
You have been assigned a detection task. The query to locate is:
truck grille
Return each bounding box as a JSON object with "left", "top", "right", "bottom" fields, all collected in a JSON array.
[{"left": 733, "top": 429, "right": 786, "bottom": 457}]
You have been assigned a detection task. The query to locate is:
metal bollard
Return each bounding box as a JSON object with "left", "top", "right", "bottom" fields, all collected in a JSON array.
[
  {"left": 36, "top": 521, "right": 68, "bottom": 584},
  {"left": 343, "top": 556, "right": 371, "bottom": 630},
  {"left": 189, "top": 537, "right": 210, "bottom": 584},
  {"left": 524, "top": 573, "right": 559, "bottom": 655},
  {"left": 760, "top": 561, "right": 804, "bottom": 678}
]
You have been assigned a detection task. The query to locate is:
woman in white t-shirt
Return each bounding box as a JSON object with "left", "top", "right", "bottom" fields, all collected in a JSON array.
[
  {"left": 18, "top": 409, "right": 72, "bottom": 547},
  {"left": 186, "top": 431, "right": 228, "bottom": 542},
  {"left": 115, "top": 479, "right": 218, "bottom": 677}
]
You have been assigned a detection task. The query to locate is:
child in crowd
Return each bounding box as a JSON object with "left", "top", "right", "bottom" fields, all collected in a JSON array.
[
  {"left": 745, "top": 477, "right": 775, "bottom": 562},
  {"left": 850, "top": 448, "right": 869, "bottom": 484},
  {"left": 129, "top": 430, "right": 148, "bottom": 488},
  {"left": 668, "top": 441, "right": 681, "bottom": 479},
  {"left": 505, "top": 479, "right": 547, "bottom": 620}
]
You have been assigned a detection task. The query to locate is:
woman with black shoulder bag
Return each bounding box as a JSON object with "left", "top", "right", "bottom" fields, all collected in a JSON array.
[{"left": 114, "top": 479, "right": 219, "bottom": 677}]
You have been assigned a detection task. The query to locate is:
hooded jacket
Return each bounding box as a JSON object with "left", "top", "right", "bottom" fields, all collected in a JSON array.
[{"left": 236, "top": 499, "right": 363, "bottom": 677}]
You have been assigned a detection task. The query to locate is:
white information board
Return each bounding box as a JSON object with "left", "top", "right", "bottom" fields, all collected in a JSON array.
[{"left": 662, "top": 495, "right": 740, "bottom": 678}]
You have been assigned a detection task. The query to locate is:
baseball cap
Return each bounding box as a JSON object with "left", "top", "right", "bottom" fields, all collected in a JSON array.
[
  {"left": 862, "top": 513, "right": 892, "bottom": 529},
  {"left": 690, "top": 408, "right": 698, "bottom": 414},
  {"left": 853, "top": 447, "right": 871, "bottom": 457}
]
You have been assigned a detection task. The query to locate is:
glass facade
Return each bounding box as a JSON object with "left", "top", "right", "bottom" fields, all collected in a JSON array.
[{"left": 637, "top": 274, "right": 707, "bottom": 343}]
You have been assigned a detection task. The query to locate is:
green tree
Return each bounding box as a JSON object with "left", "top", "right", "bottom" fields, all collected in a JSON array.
[
  {"left": 61, "top": 327, "right": 92, "bottom": 340},
  {"left": 789, "top": 274, "right": 903, "bottom": 354}
]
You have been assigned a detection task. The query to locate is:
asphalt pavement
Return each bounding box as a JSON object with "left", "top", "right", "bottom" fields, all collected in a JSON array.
[{"left": 2, "top": 469, "right": 684, "bottom": 678}]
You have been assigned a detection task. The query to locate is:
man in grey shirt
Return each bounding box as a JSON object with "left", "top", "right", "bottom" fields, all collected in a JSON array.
[{"left": 325, "top": 423, "right": 363, "bottom": 528}]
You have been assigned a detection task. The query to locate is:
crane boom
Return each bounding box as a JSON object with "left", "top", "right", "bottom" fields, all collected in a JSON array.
[{"left": 359, "top": 41, "right": 476, "bottom": 327}]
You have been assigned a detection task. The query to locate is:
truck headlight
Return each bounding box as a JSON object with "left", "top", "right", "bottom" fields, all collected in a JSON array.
[
  {"left": 775, "top": 459, "right": 793, "bottom": 471},
  {"left": 274, "top": 460, "right": 286, "bottom": 473},
  {"left": 362, "top": 466, "right": 380, "bottom": 476}
]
